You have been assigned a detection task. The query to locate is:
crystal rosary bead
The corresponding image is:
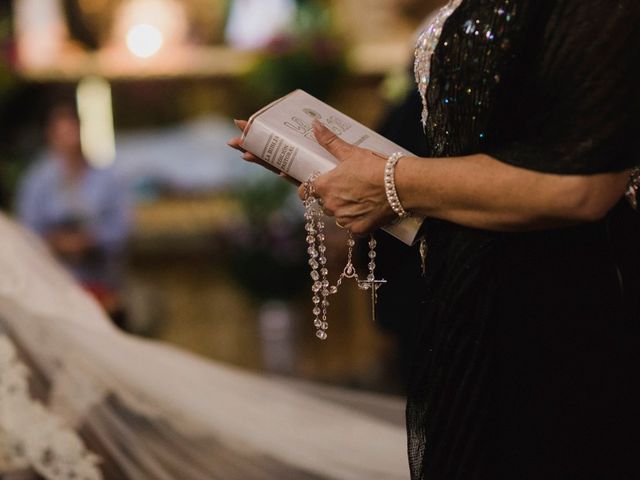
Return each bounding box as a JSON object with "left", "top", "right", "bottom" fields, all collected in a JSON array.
[{"left": 302, "top": 174, "right": 386, "bottom": 340}]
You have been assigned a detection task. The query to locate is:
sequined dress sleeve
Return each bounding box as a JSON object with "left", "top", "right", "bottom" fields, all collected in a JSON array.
[
  {"left": 421, "top": 0, "right": 639, "bottom": 174},
  {"left": 484, "top": 1, "right": 639, "bottom": 174}
]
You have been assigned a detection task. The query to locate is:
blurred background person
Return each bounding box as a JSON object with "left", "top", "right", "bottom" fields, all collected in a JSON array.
[{"left": 16, "top": 104, "right": 131, "bottom": 328}]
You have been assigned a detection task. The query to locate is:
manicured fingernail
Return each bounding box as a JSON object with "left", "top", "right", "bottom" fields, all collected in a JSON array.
[{"left": 312, "top": 119, "right": 323, "bottom": 131}]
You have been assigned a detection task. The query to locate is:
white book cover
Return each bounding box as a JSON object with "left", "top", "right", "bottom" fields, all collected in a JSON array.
[{"left": 241, "top": 89, "right": 424, "bottom": 245}]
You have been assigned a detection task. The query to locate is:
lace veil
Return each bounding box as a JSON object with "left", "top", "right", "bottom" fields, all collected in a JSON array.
[{"left": 0, "top": 213, "right": 408, "bottom": 480}]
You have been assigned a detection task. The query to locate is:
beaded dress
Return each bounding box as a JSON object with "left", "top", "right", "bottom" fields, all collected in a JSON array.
[{"left": 405, "top": 1, "right": 640, "bottom": 478}]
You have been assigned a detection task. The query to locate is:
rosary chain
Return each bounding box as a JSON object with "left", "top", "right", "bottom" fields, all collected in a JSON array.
[{"left": 302, "top": 174, "right": 383, "bottom": 340}]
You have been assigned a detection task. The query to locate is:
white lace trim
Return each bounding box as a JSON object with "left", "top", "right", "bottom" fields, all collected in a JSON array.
[
  {"left": 414, "top": 0, "right": 464, "bottom": 127},
  {"left": 0, "top": 335, "right": 103, "bottom": 479}
]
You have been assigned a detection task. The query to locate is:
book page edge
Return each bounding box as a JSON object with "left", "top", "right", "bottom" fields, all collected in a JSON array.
[{"left": 240, "top": 90, "right": 303, "bottom": 144}]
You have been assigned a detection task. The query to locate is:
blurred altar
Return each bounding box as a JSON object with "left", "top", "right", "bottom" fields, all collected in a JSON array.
[{"left": 0, "top": 0, "right": 443, "bottom": 394}]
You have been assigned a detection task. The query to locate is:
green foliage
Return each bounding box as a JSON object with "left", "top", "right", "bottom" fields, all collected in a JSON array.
[
  {"left": 235, "top": 175, "right": 296, "bottom": 221},
  {"left": 0, "top": 13, "right": 14, "bottom": 108},
  {"left": 242, "top": 0, "right": 346, "bottom": 108},
  {"left": 226, "top": 177, "right": 308, "bottom": 301}
]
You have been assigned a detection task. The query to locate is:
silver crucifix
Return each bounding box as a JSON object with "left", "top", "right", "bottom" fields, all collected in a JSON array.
[{"left": 358, "top": 278, "right": 387, "bottom": 322}]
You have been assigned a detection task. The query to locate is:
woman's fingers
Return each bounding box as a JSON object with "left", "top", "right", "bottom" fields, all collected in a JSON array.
[
  {"left": 228, "top": 120, "right": 249, "bottom": 151},
  {"left": 241, "top": 152, "right": 282, "bottom": 174},
  {"left": 234, "top": 119, "right": 248, "bottom": 131},
  {"left": 335, "top": 217, "right": 374, "bottom": 236},
  {"left": 229, "top": 132, "right": 299, "bottom": 185},
  {"left": 297, "top": 184, "right": 306, "bottom": 200},
  {"left": 228, "top": 122, "right": 280, "bottom": 174},
  {"left": 227, "top": 136, "right": 246, "bottom": 152},
  {"left": 312, "top": 120, "right": 356, "bottom": 162}
]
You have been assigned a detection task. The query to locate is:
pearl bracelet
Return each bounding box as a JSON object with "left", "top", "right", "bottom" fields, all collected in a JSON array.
[{"left": 384, "top": 152, "right": 410, "bottom": 219}]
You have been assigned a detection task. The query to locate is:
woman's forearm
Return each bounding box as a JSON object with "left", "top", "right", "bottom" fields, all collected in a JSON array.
[
  {"left": 395, "top": 154, "right": 629, "bottom": 231},
  {"left": 233, "top": 121, "right": 629, "bottom": 235}
]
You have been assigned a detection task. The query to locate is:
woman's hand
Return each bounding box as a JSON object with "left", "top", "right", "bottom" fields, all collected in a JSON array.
[
  {"left": 297, "top": 121, "right": 396, "bottom": 235},
  {"left": 227, "top": 120, "right": 298, "bottom": 184},
  {"left": 229, "top": 119, "right": 396, "bottom": 235},
  {"left": 228, "top": 120, "right": 281, "bottom": 175}
]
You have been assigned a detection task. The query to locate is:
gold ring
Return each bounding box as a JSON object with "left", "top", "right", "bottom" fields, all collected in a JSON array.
[{"left": 335, "top": 219, "right": 345, "bottom": 229}]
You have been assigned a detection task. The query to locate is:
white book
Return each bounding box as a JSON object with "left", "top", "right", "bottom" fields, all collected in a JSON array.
[{"left": 241, "top": 89, "right": 424, "bottom": 245}]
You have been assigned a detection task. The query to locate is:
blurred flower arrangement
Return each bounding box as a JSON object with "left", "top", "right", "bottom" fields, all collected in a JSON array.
[
  {"left": 223, "top": 177, "right": 308, "bottom": 301},
  {"left": 0, "top": 9, "right": 17, "bottom": 208},
  {"left": 242, "top": 0, "right": 346, "bottom": 108},
  {"left": 0, "top": 12, "right": 15, "bottom": 108}
]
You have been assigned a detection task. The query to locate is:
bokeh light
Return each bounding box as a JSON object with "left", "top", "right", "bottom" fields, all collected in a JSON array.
[
  {"left": 113, "top": 0, "right": 187, "bottom": 59},
  {"left": 126, "top": 24, "right": 164, "bottom": 58}
]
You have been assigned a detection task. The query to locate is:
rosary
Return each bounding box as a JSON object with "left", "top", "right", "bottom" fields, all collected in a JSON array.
[{"left": 302, "top": 173, "right": 387, "bottom": 340}]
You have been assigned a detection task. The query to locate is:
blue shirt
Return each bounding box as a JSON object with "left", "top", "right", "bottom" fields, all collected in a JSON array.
[{"left": 17, "top": 154, "right": 131, "bottom": 286}]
